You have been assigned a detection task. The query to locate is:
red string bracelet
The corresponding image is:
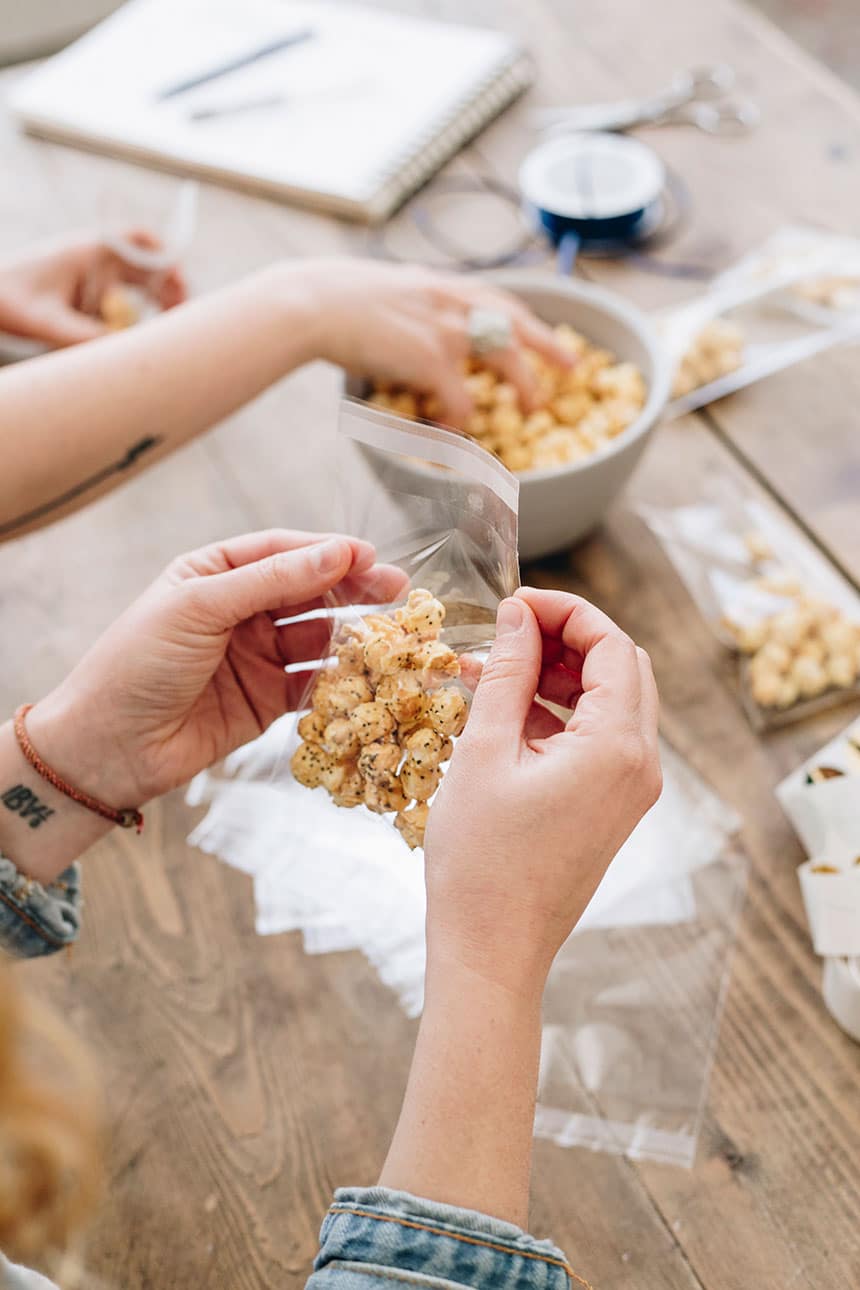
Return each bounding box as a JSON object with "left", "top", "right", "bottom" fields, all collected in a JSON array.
[{"left": 13, "top": 704, "right": 144, "bottom": 834}]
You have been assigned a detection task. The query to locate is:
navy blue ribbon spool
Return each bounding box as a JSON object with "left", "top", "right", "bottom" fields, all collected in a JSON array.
[{"left": 519, "top": 133, "right": 667, "bottom": 276}]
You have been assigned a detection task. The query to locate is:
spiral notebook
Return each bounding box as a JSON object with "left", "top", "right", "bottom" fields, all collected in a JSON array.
[{"left": 10, "top": 0, "right": 533, "bottom": 223}]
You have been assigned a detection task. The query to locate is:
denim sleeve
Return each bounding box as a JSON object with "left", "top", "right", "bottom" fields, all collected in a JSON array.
[
  {"left": 306, "top": 1187, "right": 585, "bottom": 1290},
  {"left": 0, "top": 853, "right": 81, "bottom": 958}
]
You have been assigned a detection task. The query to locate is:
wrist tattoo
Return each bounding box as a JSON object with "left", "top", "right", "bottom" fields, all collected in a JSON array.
[
  {"left": 0, "top": 435, "right": 162, "bottom": 536},
  {"left": 2, "top": 783, "right": 55, "bottom": 828}
]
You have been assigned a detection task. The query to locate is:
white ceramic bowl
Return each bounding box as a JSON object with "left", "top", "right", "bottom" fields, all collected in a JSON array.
[
  {"left": 485, "top": 272, "right": 670, "bottom": 560},
  {"left": 346, "top": 272, "right": 670, "bottom": 562}
]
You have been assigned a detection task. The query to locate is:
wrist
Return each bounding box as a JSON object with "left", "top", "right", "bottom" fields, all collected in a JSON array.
[
  {"left": 26, "top": 688, "right": 145, "bottom": 811},
  {"left": 0, "top": 716, "right": 114, "bottom": 883},
  {"left": 257, "top": 259, "right": 329, "bottom": 368},
  {"left": 425, "top": 939, "right": 548, "bottom": 1014}
]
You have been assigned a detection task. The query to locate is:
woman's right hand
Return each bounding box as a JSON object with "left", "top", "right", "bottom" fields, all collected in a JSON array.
[
  {"left": 425, "top": 588, "right": 662, "bottom": 994},
  {"left": 290, "top": 257, "right": 573, "bottom": 428}
]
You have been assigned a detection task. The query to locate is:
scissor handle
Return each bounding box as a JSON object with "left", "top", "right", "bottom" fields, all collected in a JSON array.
[
  {"left": 668, "top": 98, "right": 760, "bottom": 135},
  {"left": 684, "top": 63, "right": 737, "bottom": 100}
]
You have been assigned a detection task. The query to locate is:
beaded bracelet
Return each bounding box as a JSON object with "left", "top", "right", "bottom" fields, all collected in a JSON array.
[{"left": 14, "top": 704, "right": 144, "bottom": 833}]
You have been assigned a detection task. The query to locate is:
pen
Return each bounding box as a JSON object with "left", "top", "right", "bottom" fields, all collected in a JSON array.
[
  {"left": 189, "top": 95, "right": 286, "bottom": 122},
  {"left": 158, "top": 28, "right": 314, "bottom": 101}
]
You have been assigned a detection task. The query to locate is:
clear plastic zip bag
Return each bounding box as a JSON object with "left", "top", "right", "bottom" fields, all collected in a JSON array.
[
  {"left": 273, "top": 395, "right": 520, "bottom": 848},
  {"left": 639, "top": 483, "right": 860, "bottom": 730},
  {"left": 659, "top": 225, "right": 860, "bottom": 418},
  {"left": 535, "top": 744, "right": 747, "bottom": 1165}
]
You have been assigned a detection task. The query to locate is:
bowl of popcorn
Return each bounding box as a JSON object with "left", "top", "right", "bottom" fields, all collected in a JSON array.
[{"left": 362, "top": 273, "right": 670, "bottom": 561}]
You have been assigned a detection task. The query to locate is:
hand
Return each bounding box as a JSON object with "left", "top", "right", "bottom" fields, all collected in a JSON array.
[
  {"left": 27, "top": 531, "right": 405, "bottom": 809},
  {"left": 425, "top": 588, "right": 662, "bottom": 995},
  {"left": 0, "top": 230, "right": 187, "bottom": 347},
  {"left": 294, "top": 258, "right": 574, "bottom": 427}
]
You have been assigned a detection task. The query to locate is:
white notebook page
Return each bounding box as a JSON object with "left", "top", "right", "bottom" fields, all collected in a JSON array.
[{"left": 12, "top": 0, "right": 519, "bottom": 205}]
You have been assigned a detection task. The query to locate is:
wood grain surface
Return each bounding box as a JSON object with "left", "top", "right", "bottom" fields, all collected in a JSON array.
[{"left": 1, "top": 1, "right": 858, "bottom": 1287}]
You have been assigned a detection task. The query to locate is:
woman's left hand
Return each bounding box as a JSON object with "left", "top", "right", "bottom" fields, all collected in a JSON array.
[
  {"left": 27, "top": 531, "right": 404, "bottom": 809},
  {"left": 0, "top": 229, "right": 187, "bottom": 347}
]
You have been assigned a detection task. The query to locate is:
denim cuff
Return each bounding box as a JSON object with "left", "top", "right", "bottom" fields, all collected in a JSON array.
[
  {"left": 0, "top": 854, "right": 81, "bottom": 957},
  {"left": 311, "top": 1186, "right": 582, "bottom": 1289}
]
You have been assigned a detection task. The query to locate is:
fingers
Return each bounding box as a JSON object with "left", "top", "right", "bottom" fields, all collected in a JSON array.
[
  {"left": 40, "top": 307, "right": 108, "bottom": 347},
  {"left": 271, "top": 561, "right": 409, "bottom": 638},
  {"left": 514, "top": 588, "right": 641, "bottom": 730},
  {"left": 536, "top": 661, "right": 584, "bottom": 710},
  {"left": 483, "top": 344, "right": 539, "bottom": 412},
  {"left": 424, "top": 355, "right": 473, "bottom": 428},
  {"left": 157, "top": 266, "right": 188, "bottom": 309},
  {"left": 165, "top": 529, "right": 376, "bottom": 582},
  {"left": 523, "top": 699, "right": 566, "bottom": 741},
  {"left": 512, "top": 308, "right": 576, "bottom": 370},
  {"left": 179, "top": 538, "right": 358, "bottom": 633},
  {"left": 637, "top": 646, "right": 661, "bottom": 751},
  {"left": 465, "top": 597, "right": 543, "bottom": 743}
]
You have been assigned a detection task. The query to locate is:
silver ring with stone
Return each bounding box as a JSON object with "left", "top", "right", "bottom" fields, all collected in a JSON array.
[{"left": 467, "top": 307, "right": 513, "bottom": 356}]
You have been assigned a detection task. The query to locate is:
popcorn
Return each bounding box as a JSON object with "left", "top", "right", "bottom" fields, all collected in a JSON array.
[
  {"left": 297, "top": 710, "right": 327, "bottom": 744},
  {"left": 725, "top": 542, "right": 860, "bottom": 714},
  {"left": 350, "top": 701, "right": 396, "bottom": 746},
  {"left": 427, "top": 688, "right": 468, "bottom": 737},
  {"left": 323, "top": 717, "right": 360, "bottom": 759},
  {"left": 400, "top": 760, "right": 441, "bottom": 802},
  {"left": 376, "top": 671, "right": 428, "bottom": 724},
  {"left": 292, "top": 589, "right": 466, "bottom": 844},
  {"left": 395, "top": 802, "right": 430, "bottom": 851},
  {"left": 99, "top": 284, "right": 140, "bottom": 330},
  {"left": 672, "top": 320, "right": 745, "bottom": 398},
  {"left": 367, "top": 324, "right": 647, "bottom": 473}
]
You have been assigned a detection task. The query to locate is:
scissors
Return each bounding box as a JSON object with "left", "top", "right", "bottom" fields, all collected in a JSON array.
[{"left": 534, "top": 64, "right": 760, "bottom": 137}]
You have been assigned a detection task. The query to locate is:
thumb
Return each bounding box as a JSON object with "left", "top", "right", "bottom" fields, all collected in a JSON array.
[
  {"left": 467, "top": 598, "right": 543, "bottom": 740},
  {"left": 183, "top": 537, "right": 353, "bottom": 632}
]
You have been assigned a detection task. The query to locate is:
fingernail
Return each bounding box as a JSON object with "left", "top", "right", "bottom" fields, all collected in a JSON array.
[
  {"left": 313, "top": 538, "right": 347, "bottom": 574},
  {"left": 496, "top": 598, "right": 524, "bottom": 636}
]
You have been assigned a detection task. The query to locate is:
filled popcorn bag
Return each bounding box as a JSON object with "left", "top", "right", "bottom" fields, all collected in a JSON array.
[
  {"left": 659, "top": 225, "right": 860, "bottom": 419},
  {"left": 282, "top": 397, "right": 520, "bottom": 849},
  {"left": 640, "top": 484, "right": 860, "bottom": 730}
]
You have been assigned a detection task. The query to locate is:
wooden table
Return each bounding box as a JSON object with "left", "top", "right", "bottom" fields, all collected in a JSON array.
[{"left": 2, "top": 1, "right": 859, "bottom": 1286}]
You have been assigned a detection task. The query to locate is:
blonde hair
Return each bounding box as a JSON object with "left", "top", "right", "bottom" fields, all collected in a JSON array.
[{"left": 0, "top": 961, "right": 102, "bottom": 1271}]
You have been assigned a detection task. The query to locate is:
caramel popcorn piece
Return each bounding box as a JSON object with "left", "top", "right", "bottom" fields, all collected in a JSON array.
[
  {"left": 323, "top": 717, "right": 361, "bottom": 759},
  {"left": 291, "top": 589, "right": 465, "bottom": 842},
  {"left": 100, "top": 283, "right": 140, "bottom": 330},
  {"left": 402, "top": 727, "right": 445, "bottom": 769},
  {"left": 358, "top": 741, "right": 402, "bottom": 783},
  {"left": 400, "top": 760, "right": 440, "bottom": 803},
  {"left": 350, "top": 701, "right": 396, "bottom": 746},
  {"left": 414, "top": 639, "right": 459, "bottom": 678},
  {"left": 367, "top": 325, "right": 647, "bottom": 474},
  {"left": 364, "top": 631, "right": 416, "bottom": 675},
  {"left": 376, "top": 671, "right": 429, "bottom": 724},
  {"left": 395, "top": 801, "right": 430, "bottom": 850},
  {"left": 291, "top": 742, "right": 334, "bottom": 789},
  {"left": 364, "top": 777, "right": 409, "bottom": 814},
  {"left": 427, "top": 688, "right": 468, "bottom": 737},
  {"left": 324, "top": 675, "right": 374, "bottom": 717},
  {"left": 297, "top": 710, "right": 327, "bottom": 744},
  {"left": 672, "top": 320, "right": 745, "bottom": 399}
]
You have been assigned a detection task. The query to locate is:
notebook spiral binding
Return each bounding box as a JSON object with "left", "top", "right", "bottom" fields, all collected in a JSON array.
[{"left": 370, "top": 52, "right": 535, "bottom": 223}]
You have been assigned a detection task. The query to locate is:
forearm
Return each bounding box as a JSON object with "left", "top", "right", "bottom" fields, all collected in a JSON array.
[
  {"left": 379, "top": 954, "right": 544, "bottom": 1229},
  {"left": 0, "top": 262, "right": 321, "bottom": 539}
]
